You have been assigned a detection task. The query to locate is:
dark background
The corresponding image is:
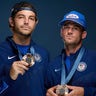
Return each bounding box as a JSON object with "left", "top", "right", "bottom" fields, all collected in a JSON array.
[{"left": 0, "top": 0, "right": 96, "bottom": 60}]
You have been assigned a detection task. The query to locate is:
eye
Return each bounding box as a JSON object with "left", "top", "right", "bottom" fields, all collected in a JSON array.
[
  {"left": 64, "top": 26, "right": 70, "bottom": 29},
  {"left": 16, "top": 14, "right": 24, "bottom": 19},
  {"left": 29, "top": 17, "right": 35, "bottom": 21},
  {"left": 73, "top": 27, "right": 80, "bottom": 31},
  {"left": 18, "top": 16, "right": 24, "bottom": 19},
  {"left": 62, "top": 26, "right": 70, "bottom": 30}
]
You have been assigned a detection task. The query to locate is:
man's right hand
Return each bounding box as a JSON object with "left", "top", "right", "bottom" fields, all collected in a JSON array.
[
  {"left": 10, "top": 61, "right": 29, "bottom": 80},
  {"left": 46, "top": 85, "right": 58, "bottom": 96}
]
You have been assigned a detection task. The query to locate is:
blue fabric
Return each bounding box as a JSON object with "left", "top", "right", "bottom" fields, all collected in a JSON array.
[
  {"left": 45, "top": 47, "right": 96, "bottom": 96},
  {"left": 65, "top": 56, "right": 71, "bottom": 72},
  {"left": 0, "top": 81, "right": 8, "bottom": 94},
  {"left": 0, "top": 36, "right": 49, "bottom": 96},
  {"left": 59, "top": 10, "right": 87, "bottom": 30},
  {"left": 16, "top": 44, "right": 30, "bottom": 55}
]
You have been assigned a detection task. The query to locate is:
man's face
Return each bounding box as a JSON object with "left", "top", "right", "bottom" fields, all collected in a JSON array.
[
  {"left": 10, "top": 10, "right": 38, "bottom": 37},
  {"left": 60, "top": 22, "right": 86, "bottom": 46}
]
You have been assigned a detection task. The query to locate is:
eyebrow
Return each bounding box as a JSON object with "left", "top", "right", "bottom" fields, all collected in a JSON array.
[{"left": 16, "top": 13, "right": 35, "bottom": 17}]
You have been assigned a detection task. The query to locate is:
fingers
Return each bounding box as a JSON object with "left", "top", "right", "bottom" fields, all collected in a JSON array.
[
  {"left": 66, "top": 85, "right": 75, "bottom": 90},
  {"left": 16, "top": 61, "right": 29, "bottom": 70},
  {"left": 10, "top": 61, "right": 29, "bottom": 80},
  {"left": 66, "top": 85, "right": 84, "bottom": 96},
  {"left": 46, "top": 85, "right": 58, "bottom": 96}
]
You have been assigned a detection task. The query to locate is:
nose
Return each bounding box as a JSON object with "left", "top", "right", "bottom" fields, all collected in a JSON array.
[
  {"left": 24, "top": 17, "right": 29, "bottom": 24},
  {"left": 67, "top": 27, "right": 73, "bottom": 34}
]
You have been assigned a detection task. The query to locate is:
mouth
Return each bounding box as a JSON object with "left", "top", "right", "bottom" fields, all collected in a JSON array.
[
  {"left": 23, "top": 28, "right": 29, "bottom": 30},
  {"left": 66, "top": 36, "right": 73, "bottom": 39},
  {"left": 21, "top": 26, "right": 30, "bottom": 30}
]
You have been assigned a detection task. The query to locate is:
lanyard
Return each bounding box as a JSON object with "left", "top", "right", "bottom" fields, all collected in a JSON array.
[
  {"left": 18, "top": 46, "right": 35, "bottom": 60},
  {"left": 61, "top": 47, "right": 85, "bottom": 85}
]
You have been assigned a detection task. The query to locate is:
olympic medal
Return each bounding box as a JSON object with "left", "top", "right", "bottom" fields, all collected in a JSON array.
[
  {"left": 56, "top": 85, "right": 69, "bottom": 96},
  {"left": 22, "top": 53, "right": 35, "bottom": 67}
]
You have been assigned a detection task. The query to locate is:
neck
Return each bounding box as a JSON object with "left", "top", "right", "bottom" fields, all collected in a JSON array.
[
  {"left": 13, "top": 35, "right": 31, "bottom": 45},
  {"left": 65, "top": 44, "right": 82, "bottom": 56}
]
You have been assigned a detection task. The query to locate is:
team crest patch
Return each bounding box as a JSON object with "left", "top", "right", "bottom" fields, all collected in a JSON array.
[
  {"left": 77, "top": 62, "right": 87, "bottom": 72},
  {"left": 34, "top": 53, "right": 42, "bottom": 62}
]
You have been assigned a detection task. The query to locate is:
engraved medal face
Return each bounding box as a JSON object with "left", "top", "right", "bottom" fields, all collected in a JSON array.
[
  {"left": 22, "top": 53, "right": 35, "bottom": 67},
  {"left": 56, "top": 85, "right": 69, "bottom": 96}
]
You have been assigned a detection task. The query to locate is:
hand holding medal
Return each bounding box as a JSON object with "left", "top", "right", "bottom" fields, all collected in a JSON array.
[
  {"left": 22, "top": 53, "right": 35, "bottom": 67},
  {"left": 56, "top": 85, "right": 69, "bottom": 96}
]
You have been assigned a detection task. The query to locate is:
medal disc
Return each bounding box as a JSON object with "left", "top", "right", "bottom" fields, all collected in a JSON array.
[
  {"left": 22, "top": 53, "right": 35, "bottom": 67},
  {"left": 56, "top": 85, "right": 69, "bottom": 96}
]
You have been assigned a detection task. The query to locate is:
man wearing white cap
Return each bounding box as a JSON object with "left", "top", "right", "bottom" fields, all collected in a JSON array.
[{"left": 45, "top": 11, "right": 96, "bottom": 96}]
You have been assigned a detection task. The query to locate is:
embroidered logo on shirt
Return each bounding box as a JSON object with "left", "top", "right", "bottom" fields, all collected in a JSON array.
[
  {"left": 34, "top": 53, "right": 42, "bottom": 62},
  {"left": 8, "top": 55, "right": 16, "bottom": 60},
  {"left": 77, "top": 62, "right": 87, "bottom": 72},
  {"left": 54, "top": 68, "right": 61, "bottom": 72}
]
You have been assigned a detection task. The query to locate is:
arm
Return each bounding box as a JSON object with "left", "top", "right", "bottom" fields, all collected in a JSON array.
[
  {"left": 46, "top": 85, "right": 84, "bottom": 96},
  {"left": 0, "top": 60, "right": 29, "bottom": 94},
  {"left": 46, "top": 85, "right": 96, "bottom": 96},
  {"left": 84, "top": 87, "right": 96, "bottom": 96},
  {"left": 0, "top": 81, "right": 8, "bottom": 94}
]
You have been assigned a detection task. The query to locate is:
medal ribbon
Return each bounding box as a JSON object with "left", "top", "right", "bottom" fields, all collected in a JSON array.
[
  {"left": 61, "top": 47, "right": 85, "bottom": 85},
  {"left": 18, "top": 46, "right": 35, "bottom": 60}
]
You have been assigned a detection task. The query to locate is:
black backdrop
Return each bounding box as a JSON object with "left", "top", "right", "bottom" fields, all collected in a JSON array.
[{"left": 0, "top": 0, "right": 96, "bottom": 60}]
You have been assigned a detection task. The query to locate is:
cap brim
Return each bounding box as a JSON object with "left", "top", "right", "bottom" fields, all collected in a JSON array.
[{"left": 59, "top": 19, "right": 86, "bottom": 30}]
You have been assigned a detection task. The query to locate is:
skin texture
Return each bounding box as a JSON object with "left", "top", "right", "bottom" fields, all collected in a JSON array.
[
  {"left": 46, "top": 22, "right": 87, "bottom": 96},
  {"left": 9, "top": 10, "right": 38, "bottom": 80}
]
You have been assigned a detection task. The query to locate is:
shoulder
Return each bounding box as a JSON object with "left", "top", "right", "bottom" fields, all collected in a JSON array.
[
  {"left": 0, "top": 36, "right": 14, "bottom": 49},
  {"left": 84, "top": 48, "right": 96, "bottom": 56},
  {"left": 48, "top": 55, "right": 62, "bottom": 68},
  {"left": 83, "top": 48, "right": 96, "bottom": 61},
  {"left": 0, "top": 41, "right": 10, "bottom": 50}
]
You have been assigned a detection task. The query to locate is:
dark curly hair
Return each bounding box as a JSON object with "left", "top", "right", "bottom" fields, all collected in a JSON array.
[{"left": 10, "top": 1, "right": 38, "bottom": 21}]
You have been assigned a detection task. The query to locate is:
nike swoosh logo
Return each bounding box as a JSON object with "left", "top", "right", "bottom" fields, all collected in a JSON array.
[
  {"left": 54, "top": 68, "right": 61, "bottom": 72},
  {"left": 8, "top": 55, "right": 16, "bottom": 59}
]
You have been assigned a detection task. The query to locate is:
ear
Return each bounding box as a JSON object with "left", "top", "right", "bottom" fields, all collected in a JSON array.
[
  {"left": 60, "top": 28, "right": 63, "bottom": 37},
  {"left": 82, "top": 31, "right": 87, "bottom": 39},
  {"left": 9, "top": 17, "right": 14, "bottom": 27},
  {"left": 36, "top": 19, "right": 38, "bottom": 25}
]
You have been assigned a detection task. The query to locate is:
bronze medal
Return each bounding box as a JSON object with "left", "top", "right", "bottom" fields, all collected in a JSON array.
[
  {"left": 56, "top": 85, "right": 69, "bottom": 96},
  {"left": 22, "top": 53, "right": 35, "bottom": 67}
]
